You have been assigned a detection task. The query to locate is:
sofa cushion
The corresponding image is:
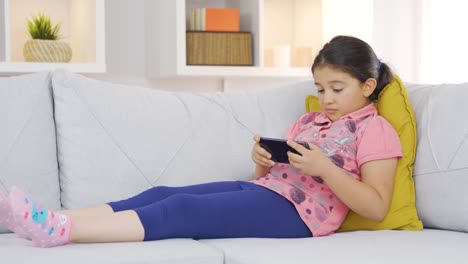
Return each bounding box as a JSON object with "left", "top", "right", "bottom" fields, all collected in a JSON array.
[
  {"left": 305, "top": 76, "right": 423, "bottom": 232},
  {"left": 52, "top": 70, "right": 311, "bottom": 209},
  {"left": 201, "top": 229, "right": 468, "bottom": 264},
  {"left": 0, "top": 72, "right": 60, "bottom": 233},
  {"left": 408, "top": 82, "right": 468, "bottom": 232},
  {"left": 0, "top": 234, "right": 223, "bottom": 264}
]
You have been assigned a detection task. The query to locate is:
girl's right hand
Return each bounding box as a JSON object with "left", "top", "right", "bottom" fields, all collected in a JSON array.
[{"left": 251, "top": 135, "right": 275, "bottom": 168}]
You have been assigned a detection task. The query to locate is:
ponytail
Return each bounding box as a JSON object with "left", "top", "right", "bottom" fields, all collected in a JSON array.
[{"left": 370, "top": 62, "right": 393, "bottom": 101}]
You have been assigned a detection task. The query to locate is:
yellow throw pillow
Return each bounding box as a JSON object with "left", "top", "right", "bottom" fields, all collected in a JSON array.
[{"left": 305, "top": 75, "right": 423, "bottom": 231}]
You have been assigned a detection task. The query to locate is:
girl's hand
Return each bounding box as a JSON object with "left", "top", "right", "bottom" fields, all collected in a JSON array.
[
  {"left": 251, "top": 135, "right": 275, "bottom": 168},
  {"left": 286, "top": 140, "right": 333, "bottom": 177}
]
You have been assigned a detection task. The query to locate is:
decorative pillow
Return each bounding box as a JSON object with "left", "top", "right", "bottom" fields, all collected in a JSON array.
[{"left": 305, "top": 75, "right": 423, "bottom": 231}]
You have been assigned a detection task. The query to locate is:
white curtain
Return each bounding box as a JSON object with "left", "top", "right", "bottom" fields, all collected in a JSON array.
[
  {"left": 419, "top": 0, "right": 468, "bottom": 84},
  {"left": 373, "top": 0, "right": 468, "bottom": 84}
]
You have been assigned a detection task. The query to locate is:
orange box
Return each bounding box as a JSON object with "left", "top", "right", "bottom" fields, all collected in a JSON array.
[{"left": 204, "top": 8, "right": 239, "bottom": 32}]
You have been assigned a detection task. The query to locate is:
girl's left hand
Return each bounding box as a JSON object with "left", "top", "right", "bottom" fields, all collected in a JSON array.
[{"left": 286, "top": 140, "right": 333, "bottom": 177}]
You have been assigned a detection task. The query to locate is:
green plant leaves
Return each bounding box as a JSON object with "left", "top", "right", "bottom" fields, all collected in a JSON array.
[{"left": 27, "top": 13, "right": 62, "bottom": 40}]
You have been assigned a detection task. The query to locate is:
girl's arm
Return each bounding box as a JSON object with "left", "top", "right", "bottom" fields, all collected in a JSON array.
[
  {"left": 287, "top": 141, "right": 398, "bottom": 222},
  {"left": 318, "top": 158, "right": 398, "bottom": 222},
  {"left": 254, "top": 164, "right": 271, "bottom": 179}
]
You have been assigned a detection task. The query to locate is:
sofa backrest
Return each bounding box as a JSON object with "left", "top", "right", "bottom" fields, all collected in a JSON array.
[
  {"left": 52, "top": 70, "right": 312, "bottom": 209},
  {"left": 407, "top": 83, "right": 468, "bottom": 233},
  {"left": 0, "top": 72, "right": 61, "bottom": 233}
]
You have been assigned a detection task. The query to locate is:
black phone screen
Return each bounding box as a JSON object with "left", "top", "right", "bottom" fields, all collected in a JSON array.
[{"left": 259, "top": 137, "right": 309, "bottom": 164}]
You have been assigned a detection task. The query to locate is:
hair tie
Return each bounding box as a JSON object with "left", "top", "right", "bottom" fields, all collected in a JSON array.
[{"left": 377, "top": 59, "right": 382, "bottom": 69}]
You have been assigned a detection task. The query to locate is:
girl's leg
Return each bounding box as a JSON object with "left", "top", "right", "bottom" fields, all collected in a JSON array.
[
  {"left": 70, "top": 210, "right": 144, "bottom": 243},
  {"left": 9, "top": 182, "right": 253, "bottom": 246},
  {"left": 69, "top": 181, "right": 250, "bottom": 243},
  {"left": 65, "top": 182, "right": 264, "bottom": 243},
  {"left": 10, "top": 187, "right": 144, "bottom": 246},
  {"left": 57, "top": 204, "right": 114, "bottom": 219},
  {"left": 134, "top": 184, "right": 312, "bottom": 240},
  {"left": 108, "top": 181, "right": 246, "bottom": 212},
  {"left": 60, "top": 181, "right": 245, "bottom": 219},
  {"left": 69, "top": 184, "right": 311, "bottom": 244}
]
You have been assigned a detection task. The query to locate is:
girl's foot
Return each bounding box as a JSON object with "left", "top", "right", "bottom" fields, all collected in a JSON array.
[
  {"left": 10, "top": 186, "right": 73, "bottom": 248},
  {"left": 0, "top": 191, "right": 16, "bottom": 231},
  {"left": 0, "top": 191, "right": 29, "bottom": 239}
]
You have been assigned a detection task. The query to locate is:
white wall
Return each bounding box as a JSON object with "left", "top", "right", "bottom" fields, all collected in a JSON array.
[{"left": 102, "top": 0, "right": 146, "bottom": 79}]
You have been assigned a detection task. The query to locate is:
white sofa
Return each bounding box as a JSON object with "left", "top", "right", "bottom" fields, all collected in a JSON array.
[{"left": 0, "top": 70, "right": 467, "bottom": 264}]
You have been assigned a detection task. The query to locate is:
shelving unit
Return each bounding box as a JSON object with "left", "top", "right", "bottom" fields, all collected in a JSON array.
[
  {"left": 145, "top": 0, "right": 317, "bottom": 78},
  {"left": 146, "top": 0, "right": 374, "bottom": 78},
  {"left": 0, "top": 0, "right": 105, "bottom": 73}
]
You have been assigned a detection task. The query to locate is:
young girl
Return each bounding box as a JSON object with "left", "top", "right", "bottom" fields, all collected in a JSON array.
[{"left": 0, "top": 35, "right": 401, "bottom": 248}]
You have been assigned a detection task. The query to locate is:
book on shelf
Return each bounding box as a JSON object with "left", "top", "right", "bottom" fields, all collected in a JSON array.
[{"left": 189, "top": 8, "right": 239, "bottom": 32}]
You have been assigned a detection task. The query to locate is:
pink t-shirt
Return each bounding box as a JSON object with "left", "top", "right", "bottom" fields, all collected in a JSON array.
[{"left": 252, "top": 104, "right": 402, "bottom": 237}]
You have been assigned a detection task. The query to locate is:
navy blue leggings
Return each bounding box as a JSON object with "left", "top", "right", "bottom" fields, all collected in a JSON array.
[{"left": 108, "top": 181, "right": 312, "bottom": 241}]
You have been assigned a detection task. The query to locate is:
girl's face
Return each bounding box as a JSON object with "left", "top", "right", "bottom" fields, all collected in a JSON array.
[{"left": 313, "top": 66, "right": 376, "bottom": 122}]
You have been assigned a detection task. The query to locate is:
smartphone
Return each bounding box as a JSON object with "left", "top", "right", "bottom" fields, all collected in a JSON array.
[{"left": 259, "top": 137, "right": 310, "bottom": 164}]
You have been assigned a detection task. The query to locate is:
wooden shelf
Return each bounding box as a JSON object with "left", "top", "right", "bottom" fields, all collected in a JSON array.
[
  {"left": 0, "top": 62, "right": 106, "bottom": 73},
  {"left": 167, "top": 65, "right": 311, "bottom": 78}
]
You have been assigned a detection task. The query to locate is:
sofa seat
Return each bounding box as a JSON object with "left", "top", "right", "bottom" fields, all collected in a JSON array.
[
  {"left": 201, "top": 229, "right": 468, "bottom": 264},
  {"left": 0, "top": 234, "right": 223, "bottom": 264}
]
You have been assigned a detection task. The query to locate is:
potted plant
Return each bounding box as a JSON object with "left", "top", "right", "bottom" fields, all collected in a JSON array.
[{"left": 23, "top": 13, "right": 72, "bottom": 62}]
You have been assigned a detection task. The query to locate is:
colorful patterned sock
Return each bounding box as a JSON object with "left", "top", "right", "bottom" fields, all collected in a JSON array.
[
  {"left": 0, "top": 191, "right": 17, "bottom": 232},
  {"left": 0, "top": 191, "right": 30, "bottom": 239},
  {"left": 10, "top": 186, "right": 72, "bottom": 248}
]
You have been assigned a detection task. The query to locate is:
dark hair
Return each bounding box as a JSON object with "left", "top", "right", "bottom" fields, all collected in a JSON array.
[{"left": 311, "top": 35, "right": 393, "bottom": 101}]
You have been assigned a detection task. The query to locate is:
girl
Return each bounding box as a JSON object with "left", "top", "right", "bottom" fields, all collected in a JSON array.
[{"left": 0, "top": 35, "right": 401, "bottom": 248}]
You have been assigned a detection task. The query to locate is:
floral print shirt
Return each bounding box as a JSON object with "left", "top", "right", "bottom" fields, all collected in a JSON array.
[{"left": 252, "top": 104, "right": 402, "bottom": 236}]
